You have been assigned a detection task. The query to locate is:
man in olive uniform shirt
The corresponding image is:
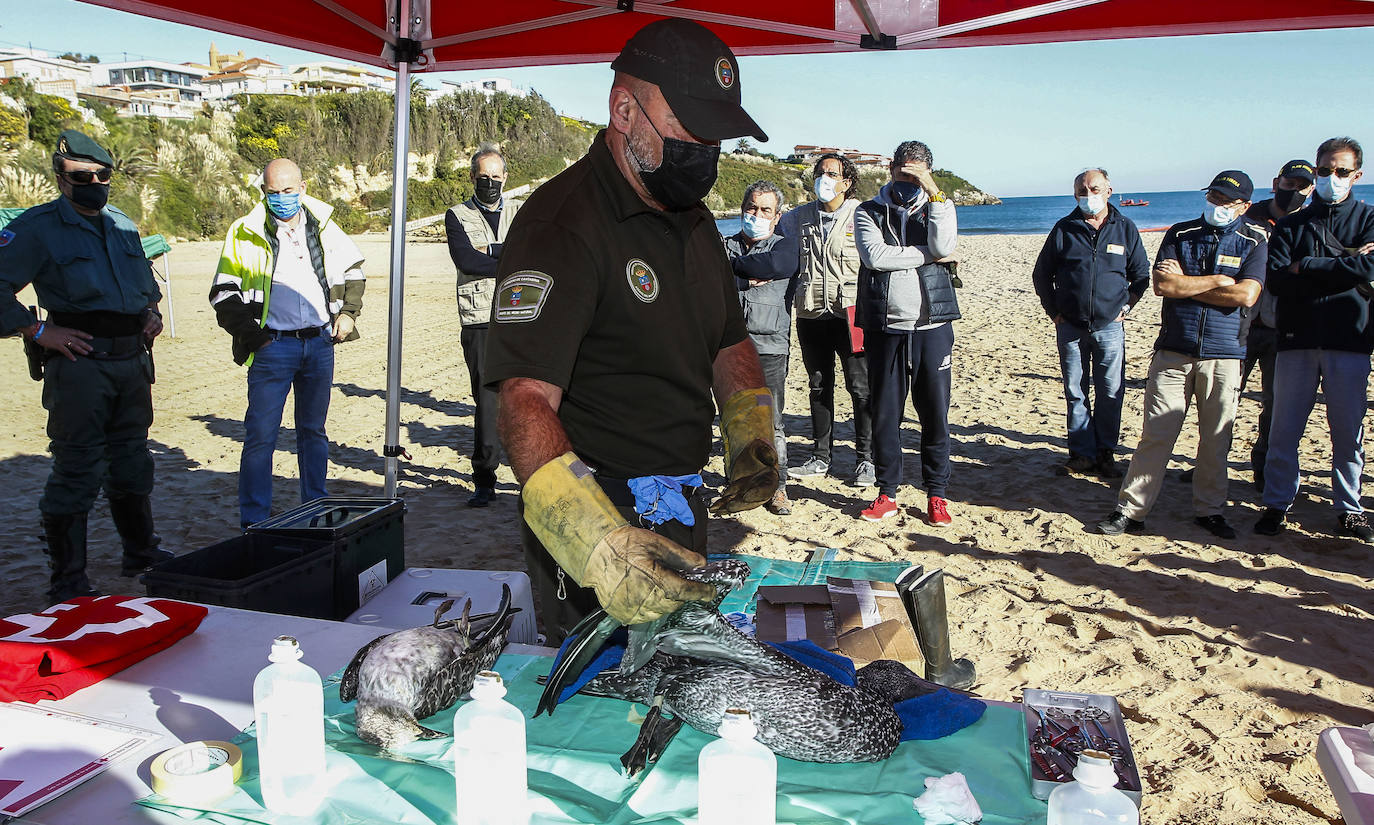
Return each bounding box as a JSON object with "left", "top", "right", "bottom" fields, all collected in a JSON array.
[
  {"left": 0, "top": 130, "right": 170, "bottom": 604},
  {"left": 486, "top": 19, "right": 778, "bottom": 643}
]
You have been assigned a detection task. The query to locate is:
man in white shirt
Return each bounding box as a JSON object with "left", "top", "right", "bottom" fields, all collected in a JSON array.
[{"left": 210, "top": 158, "right": 366, "bottom": 526}]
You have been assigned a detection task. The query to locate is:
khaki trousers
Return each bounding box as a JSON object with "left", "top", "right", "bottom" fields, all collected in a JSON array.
[{"left": 1117, "top": 350, "right": 1241, "bottom": 521}]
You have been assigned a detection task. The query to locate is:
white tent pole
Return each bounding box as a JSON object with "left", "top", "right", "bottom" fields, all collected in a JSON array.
[{"left": 383, "top": 0, "right": 413, "bottom": 497}]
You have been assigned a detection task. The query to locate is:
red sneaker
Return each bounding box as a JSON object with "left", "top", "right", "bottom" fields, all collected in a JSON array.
[
  {"left": 861, "top": 495, "right": 899, "bottom": 521},
  {"left": 928, "top": 496, "right": 952, "bottom": 525}
]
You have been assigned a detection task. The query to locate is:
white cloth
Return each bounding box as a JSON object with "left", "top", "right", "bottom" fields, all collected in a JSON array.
[
  {"left": 913, "top": 771, "right": 983, "bottom": 824},
  {"left": 264, "top": 218, "right": 329, "bottom": 331}
]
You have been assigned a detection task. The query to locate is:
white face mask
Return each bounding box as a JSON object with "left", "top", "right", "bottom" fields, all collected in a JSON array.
[
  {"left": 814, "top": 175, "right": 838, "bottom": 202},
  {"left": 1077, "top": 194, "right": 1107, "bottom": 216},
  {"left": 742, "top": 212, "right": 773, "bottom": 240},
  {"left": 1315, "top": 173, "right": 1353, "bottom": 203},
  {"left": 1204, "top": 200, "right": 1238, "bottom": 227}
]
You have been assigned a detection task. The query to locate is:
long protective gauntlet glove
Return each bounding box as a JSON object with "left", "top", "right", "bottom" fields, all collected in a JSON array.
[
  {"left": 710, "top": 387, "right": 780, "bottom": 514},
  {"left": 522, "top": 453, "right": 717, "bottom": 625}
]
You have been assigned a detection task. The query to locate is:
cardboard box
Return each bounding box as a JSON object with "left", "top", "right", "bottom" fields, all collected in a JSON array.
[
  {"left": 826, "top": 577, "right": 923, "bottom": 671},
  {"left": 754, "top": 585, "right": 837, "bottom": 650}
]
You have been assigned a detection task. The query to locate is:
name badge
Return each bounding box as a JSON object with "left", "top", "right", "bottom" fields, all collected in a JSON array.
[
  {"left": 1105, "top": 244, "right": 1125, "bottom": 255},
  {"left": 1217, "top": 254, "right": 1242, "bottom": 268}
]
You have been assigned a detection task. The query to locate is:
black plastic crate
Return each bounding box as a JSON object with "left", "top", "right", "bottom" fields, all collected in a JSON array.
[
  {"left": 247, "top": 497, "right": 405, "bottom": 619},
  {"left": 142, "top": 533, "right": 336, "bottom": 619}
]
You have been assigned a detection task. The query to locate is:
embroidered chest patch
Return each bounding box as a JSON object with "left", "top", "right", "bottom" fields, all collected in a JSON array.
[
  {"left": 494, "top": 271, "right": 553, "bottom": 323},
  {"left": 626, "top": 258, "right": 660, "bottom": 303}
]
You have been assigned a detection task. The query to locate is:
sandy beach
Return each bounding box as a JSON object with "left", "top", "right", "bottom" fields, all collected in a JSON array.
[{"left": 1, "top": 230, "right": 1370, "bottom": 824}]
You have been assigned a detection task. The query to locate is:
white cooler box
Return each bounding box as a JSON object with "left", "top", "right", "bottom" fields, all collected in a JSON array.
[
  {"left": 1317, "top": 726, "right": 1374, "bottom": 825},
  {"left": 346, "top": 568, "right": 538, "bottom": 645}
]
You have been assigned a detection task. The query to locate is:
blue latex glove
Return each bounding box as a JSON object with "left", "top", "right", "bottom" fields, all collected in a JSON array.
[{"left": 627, "top": 474, "right": 702, "bottom": 526}]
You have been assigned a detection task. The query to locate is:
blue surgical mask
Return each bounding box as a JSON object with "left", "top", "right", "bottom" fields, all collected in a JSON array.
[
  {"left": 1315, "top": 173, "right": 1352, "bottom": 203},
  {"left": 1203, "top": 200, "right": 1238, "bottom": 227},
  {"left": 890, "top": 181, "right": 922, "bottom": 206},
  {"left": 742, "top": 213, "right": 773, "bottom": 240},
  {"left": 267, "top": 192, "right": 301, "bottom": 221},
  {"left": 1077, "top": 194, "right": 1106, "bottom": 216}
]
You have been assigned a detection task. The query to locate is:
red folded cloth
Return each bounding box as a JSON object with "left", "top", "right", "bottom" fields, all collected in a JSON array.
[{"left": 0, "top": 596, "right": 208, "bottom": 703}]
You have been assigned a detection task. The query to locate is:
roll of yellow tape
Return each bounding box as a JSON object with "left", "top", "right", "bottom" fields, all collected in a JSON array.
[{"left": 150, "top": 740, "right": 243, "bottom": 805}]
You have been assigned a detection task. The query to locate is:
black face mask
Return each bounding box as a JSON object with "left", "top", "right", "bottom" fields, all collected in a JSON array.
[
  {"left": 474, "top": 177, "right": 503, "bottom": 206},
  {"left": 628, "top": 96, "right": 720, "bottom": 211},
  {"left": 890, "top": 181, "right": 922, "bottom": 206},
  {"left": 69, "top": 182, "right": 109, "bottom": 211},
  {"left": 1274, "top": 187, "right": 1307, "bottom": 213}
]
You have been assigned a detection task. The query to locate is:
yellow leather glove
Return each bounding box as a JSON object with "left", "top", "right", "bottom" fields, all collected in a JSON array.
[
  {"left": 711, "top": 387, "right": 780, "bottom": 514},
  {"left": 522, "top": 453, "right": 717, "bottom": 625}
]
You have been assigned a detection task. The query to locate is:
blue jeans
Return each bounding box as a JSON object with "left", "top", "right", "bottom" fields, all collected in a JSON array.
[
  {"left": 1056, "top": 321, "right": 1125, "bottom": 457},
  {"left": 1262, "top": 348, "right": 1369, "bottom": 515},
  {"left": 240, "top": 334, "right": 334, "bottom": 526}
]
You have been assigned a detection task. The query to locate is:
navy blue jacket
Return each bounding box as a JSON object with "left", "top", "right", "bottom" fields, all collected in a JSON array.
[
  {"left": 1153, "top": 216, "right": 1267, "bottom": 360},
  {"left": 1267, "top": 194, "right": 1374, "bottom": 354},
  {"left": 1031, "top": 205, "right": 1150, "bottom": 331}
]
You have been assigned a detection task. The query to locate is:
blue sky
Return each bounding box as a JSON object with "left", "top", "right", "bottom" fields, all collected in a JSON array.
[{"left": 4, "top": 1, "right": 1372, "bottom": 196}]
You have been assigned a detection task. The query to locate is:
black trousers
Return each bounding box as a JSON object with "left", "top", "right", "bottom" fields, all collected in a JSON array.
[
  {"left": 518, "top": 483, "right": 708, "bottom": 645},
  {"left": 796, "top": 314, "right": 871, "bottom": 466},
  {"left": 1241, "top": 323, "right": 1277, "bottom": 469},
  {"left": 865, "top": 324, "right": 954, "bottom": 500},
  {"left": 758, "top": 351, "right": 789, "bottom": 486},
  {"left": 460, "top": 325, "right": 503, "bottom": 489}
]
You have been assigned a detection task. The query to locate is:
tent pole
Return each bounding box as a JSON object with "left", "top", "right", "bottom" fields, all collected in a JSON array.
[{"left": 382, "top": 0, "right": 412, "bottom": 498}]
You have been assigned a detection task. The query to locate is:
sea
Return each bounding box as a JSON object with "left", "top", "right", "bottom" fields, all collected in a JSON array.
[{"left": 715, "top": 184, "right": 1374, "bottom": 237}]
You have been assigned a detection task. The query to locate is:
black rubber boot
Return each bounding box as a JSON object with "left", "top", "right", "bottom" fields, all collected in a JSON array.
[
  {"left": 109, "top": 494, "right": 173, "bottom": 576},
  {"left": 903, "top": 568, "right": 977, "bottom": 690},
  {"left": 41, "top": 512, "right": 101, "bottom": 605}
]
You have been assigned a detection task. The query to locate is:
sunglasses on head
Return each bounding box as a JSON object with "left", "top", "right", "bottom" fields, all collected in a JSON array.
[
  {"left": 1317, "top": 166, "right": 1358, "bottom": 179},
  {"left": 60, "top": 167, "right": 113, "bottom": 184}
]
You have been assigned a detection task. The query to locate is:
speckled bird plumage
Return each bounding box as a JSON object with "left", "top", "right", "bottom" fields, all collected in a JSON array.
[
  {"left": 341, "top": 586, "right": 513, "bottom": 749},
  {"left": 572, "top": 561, "right": 914, "bottom": 764}
]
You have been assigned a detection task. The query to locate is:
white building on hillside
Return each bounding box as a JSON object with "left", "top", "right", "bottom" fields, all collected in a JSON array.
[
  {"left": 0, "top": 50, "right": 93, "bottom": 105},
  {"left": 290, "top": 61, "right": 390, "bottom": 94},
  {"left": 91, "top": 60, "right": 208, "bottom": 104},
  {"left": 203, "top": 58, "right": 295, "bottom": 99},
  {"left": 440, "top": 77, "right": 526, "bottom": 98}
]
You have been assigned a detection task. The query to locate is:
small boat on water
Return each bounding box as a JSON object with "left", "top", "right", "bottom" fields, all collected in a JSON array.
[{"left": 1119, "top": 197, "right": 1150, "bottom": 207}]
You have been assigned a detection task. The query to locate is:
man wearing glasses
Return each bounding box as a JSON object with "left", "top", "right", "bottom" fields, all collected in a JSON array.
[
  {"left": 0, "top": 130, "right": 170, "bottom": 604},
  {"left": 1256, "top": 136, "right": 1374, "bottom": 541},
  {"left": 210, "top": 158, "right": 366, "bottom": 528}
]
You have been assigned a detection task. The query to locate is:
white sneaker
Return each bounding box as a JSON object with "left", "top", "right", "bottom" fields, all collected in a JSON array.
[{"left": 793, "top": 457, "right": 830, "bottom": 477}]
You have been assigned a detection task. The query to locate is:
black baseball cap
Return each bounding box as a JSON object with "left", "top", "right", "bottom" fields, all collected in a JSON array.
[
  {"left": 55, "top": 129, "right": 113, "bottom": 167},
  {"left": 611, "top": 18, "right": 767, "bottom": 142},
  {"left": 1278, "top": 159, "right": 1316, "bottom": 184},
  {"left": 1203, "top": 170, "right": 1253, "bottom": 201}
]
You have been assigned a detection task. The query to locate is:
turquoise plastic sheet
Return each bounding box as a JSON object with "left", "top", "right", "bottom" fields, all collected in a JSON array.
[{"left": 136, "top": 555, "right": 1047, "bottom": 823}]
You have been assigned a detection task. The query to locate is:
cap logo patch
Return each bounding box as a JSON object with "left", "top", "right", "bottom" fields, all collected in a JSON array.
[
  {"left": 494, "top": 271, "right": 553, "bottom": 323},
  {"left": 626, "top": 258, "right": 660, "bottom": 303},
  {"left": 58, "top": 138, "right": 70, "bottom": 154},
  {"left": 715, "top": 57, "right": 734, "bottom": 90},
  {"left": 1219, "top": 176, "right": 1240, "bottom": 187},
  {"left": 0, "top": 229, "right": 14, "bottom": 248}
]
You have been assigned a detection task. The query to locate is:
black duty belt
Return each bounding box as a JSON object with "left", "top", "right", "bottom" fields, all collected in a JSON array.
[
  {"left": 84, "top": 334, "right": 146, "bottom": 361},
  {"left": 266, "top": 326, "right": 324, "bottom": 339},
  {"left": 50, "top": 311, "right": 143, "bottom": 338}
]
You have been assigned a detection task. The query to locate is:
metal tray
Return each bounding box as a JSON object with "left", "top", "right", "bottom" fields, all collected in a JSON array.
[{"left": 1022, "top": 688, "right": 1143, "bottom": 806}]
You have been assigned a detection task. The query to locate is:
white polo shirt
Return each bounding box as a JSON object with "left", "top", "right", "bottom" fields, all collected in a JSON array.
[{"left": 264, "top": 218, "right": 330, "bottom": 331}]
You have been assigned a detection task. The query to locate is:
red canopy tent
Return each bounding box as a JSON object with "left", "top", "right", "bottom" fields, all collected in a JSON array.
[{"left": 75, "top": 0, "right": 1374, "bottom": 493}]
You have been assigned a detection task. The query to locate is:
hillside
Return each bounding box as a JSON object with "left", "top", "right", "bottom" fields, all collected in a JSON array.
[{"left": 0, "top": 78, "right": 997, "bottom": 240}]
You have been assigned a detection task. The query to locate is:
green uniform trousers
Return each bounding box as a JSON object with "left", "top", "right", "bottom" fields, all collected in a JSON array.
[{"left": 39, "top": 353, "right": 154, "bottom": 516}]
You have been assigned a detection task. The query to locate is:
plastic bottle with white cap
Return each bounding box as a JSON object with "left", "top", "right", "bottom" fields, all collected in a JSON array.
[
  {"left": 252, "top": 635, "right": 326, "bottom": 815},
  {"left": 1047, "top": 750, "right": 1139, "bottom": 824},
  {"left": 698, "top": 708, "right": 776, "bottom": 825},
  {"left": 452, "top": 670, "right": 528, "bottom": 825}
]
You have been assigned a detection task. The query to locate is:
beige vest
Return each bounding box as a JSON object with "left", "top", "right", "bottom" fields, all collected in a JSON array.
[
  {"left": 794, "top": 198, "right": 861, "bottom": 319},
  {"left": 450, "top": 197, "right": 522, "bottom": 326}
]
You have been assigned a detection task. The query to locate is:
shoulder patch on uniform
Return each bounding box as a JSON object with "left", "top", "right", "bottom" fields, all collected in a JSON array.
[
  {"left": 494, "top": 271, "right": 553, "bottom": 323},
  {"left": 625, "top": 258, "right": 659, "bottom": 303},
  {"left": 0, "top": 229, "right": 14, "bottom": 248}
]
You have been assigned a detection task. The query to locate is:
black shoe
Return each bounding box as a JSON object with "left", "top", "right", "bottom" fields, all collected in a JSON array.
[
  {"left": 1194, "top": 515, "right": 1237, "bottom": 539},
  {"left": 1096, "top": 511, "right": 1145, "bottom": 536},
  {"left": 1338, "top": 512, "right": 1374, "bottom": 543},
  {"left": 41, "top": 513, "right": 100, "bottom": 605},
  {"left": 1178, "top": 468, "right": 1195, "bottom": 483},
  {"left": 1057, "top": 454, "right": 1097, "bottom": 476},
  {"left": 1095, "top": 450, "right": 1122, "bottom": 479},
  {"left": 467, "top": 486, "right": 495, "bottom": 508},
  {"left": 1254, "top": 508, "right": 1287, "bottom": 536}
]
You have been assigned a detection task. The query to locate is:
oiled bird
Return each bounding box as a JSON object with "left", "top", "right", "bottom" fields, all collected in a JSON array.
[
  {"left": 541, "top": 561, "right": 929, "bottom": 767},
  {"left": 341, "top": 584, "right": 514, "bottom": 749}
]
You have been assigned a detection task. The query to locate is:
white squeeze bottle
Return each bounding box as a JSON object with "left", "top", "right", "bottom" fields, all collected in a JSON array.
[
  {"left": 453, "top": 671, "right": 529, "bottom": 825},
  {"left": 1047, "top": 750, "right": 1139, "bottom": 825},
  {"left": 698, "top": 708, "right": 776, "bottom": 825},
  {"left": 252, "top": 635, "right": 327, "bottom": 815}
]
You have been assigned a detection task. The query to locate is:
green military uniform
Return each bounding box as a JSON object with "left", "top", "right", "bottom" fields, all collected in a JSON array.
[{"left": 0, "top": 130, "right": 169, "bottom": 604}]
